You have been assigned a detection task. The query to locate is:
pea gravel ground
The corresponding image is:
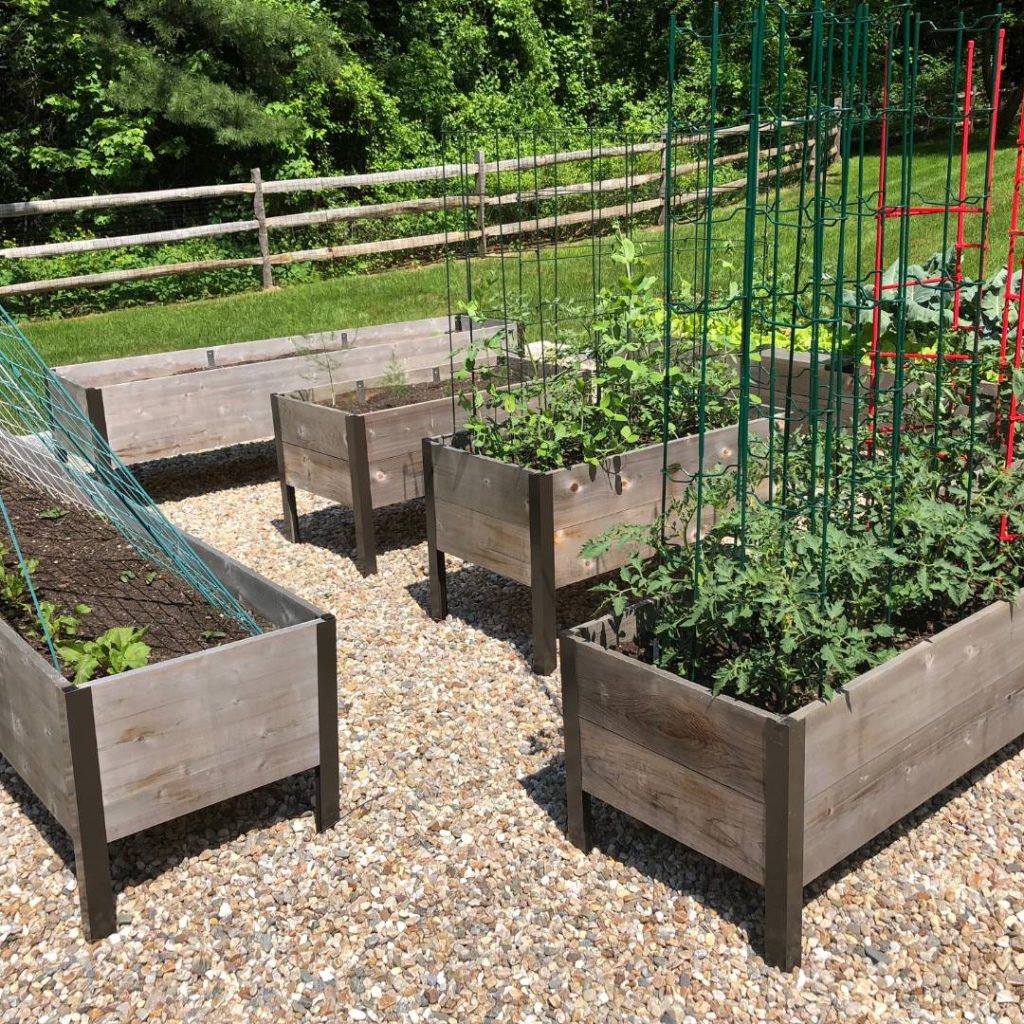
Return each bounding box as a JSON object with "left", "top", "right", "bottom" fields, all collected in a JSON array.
[{"left": 1, "top": 443, "right": 1023, "bottom": 1024}]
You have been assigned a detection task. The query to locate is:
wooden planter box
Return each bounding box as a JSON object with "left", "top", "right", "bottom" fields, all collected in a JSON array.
[
  {"left": 561, "top": 603, "right": 1024, "bottom": 969},
  {"left": 423, "top": 420, "right": 767, "bottom": 674},
  {"left": 270, "top": 350, "right": 511, "bottom": 576},
  {"left": 0, "top": 532, "right": 338, "bottom": 940},
  {"left": 49, "top": 316, "right": 498, "bottom": 464}
]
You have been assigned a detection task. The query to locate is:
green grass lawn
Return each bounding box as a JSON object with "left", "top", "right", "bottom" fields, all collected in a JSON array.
[{"left": 22, "top": 141, "right": 1020, "bottom": 367}]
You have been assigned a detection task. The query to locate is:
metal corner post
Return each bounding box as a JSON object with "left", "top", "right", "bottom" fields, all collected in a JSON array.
[
  {"left": 314, "top": 613, "right": 340, "bottom": 832},
  {"left": 763, "top": 715, "right": 806, "bottom": 971},
  {"left": 64, "top": 684, "right": 116, "bottom": 940},
  {"left": 528, "top": 470, "right": 556, "bottom": 675}
]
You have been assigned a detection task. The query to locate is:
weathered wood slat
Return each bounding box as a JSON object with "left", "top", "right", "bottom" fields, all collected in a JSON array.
[
  {"left": 573, "top": 636, "right": 773, "bottom": 799},
  {"left": 363, "top": 394, "right": 466, "bottom": 461},
  {"left": 796, "top": 597, "right": 1024, "bottom": 801},
  {"left": 57, "top": 317, "right": 456, "bottom": 386},
  {"left": 551, "top": 421, "right": 763, "bottom": 525},
  {"left": 579, "top": 718, "right": 766, "bottom": 884},
  {"left": 60, "top": 321, "right": 498, "bottom": 463},
  {"left": 0, "top": 618, "right": 73, "bottom": 829},
  {"left": 90, "top": 622, "right": 320, "bottom": 842},
  {"left": 428, "top": 445, "right": 531, "bottom": 524},
  {"left": 276, "top": 394, "right": 350, "bottom": 459},
  {"left": 282, "top": 442, "right": 352, "bottom": 506},
  {"left": 432, "top": 498, "right": 532, "bottom": 585},
  {"left": 367, "top": 453, "right": 426, "bottom": 505},
  {"left": 802, "top": 656, "right": 1024, "bottom": 883}
]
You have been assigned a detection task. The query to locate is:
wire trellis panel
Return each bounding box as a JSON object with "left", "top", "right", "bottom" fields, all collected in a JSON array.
[{"left": 0, "top": 305, "right": 260, "bottom": 666}]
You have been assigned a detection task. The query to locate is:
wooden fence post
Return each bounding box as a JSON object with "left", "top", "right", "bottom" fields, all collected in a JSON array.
[
  {"left": 251, "top": 168, "right": 275, "bottom": 290},
  {"left": 657, "top": 137, "right": 669, "bottom": 227},
  {"left": 829, "top": 96, "right": 843, "bottom": 167},
  {"left": 476, "top": 149, "right": 488, "bottom": 257}
]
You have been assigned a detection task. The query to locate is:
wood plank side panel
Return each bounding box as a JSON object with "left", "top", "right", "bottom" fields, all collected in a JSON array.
[
  {"left": 799, "top": 598, "right": 1024, "bottom": 799},
  {"left": 367, "top": 453, "right": 428, "bottom": 506},
  {"left": 91, "top": 622, "right": 321, "bottom": 842},
  {"left": 276, "top": 395, "right": 349, "bottom": 458},
  {"left": 801, "top": 599, "right": 1024, "bottom": 883},
  {"left": 552, "top": 422, "right": 762, "bottom": 586},
  {"left": 0, "top": 620, "right": 73, "bottom": 829},
  {"left": 573, "top": 639, "right": 772, "bottom": 800},
  {"left": 428, "top": 444, "right": 531, "bottom": 524},
  {"left": 432, "top": 498, "right": 532, "bottom": 585},
  {"left": 56, "top": 317, "right": 456, "bottom": 386},
  {"left": 579, "top": 718, "right": 766, "bottom": 884},
  {"left": 364, "top": 395, "right": 468, "bottom": 461},
  {"left": 281, "top": 442, "right": 353, "bottom": 506}
]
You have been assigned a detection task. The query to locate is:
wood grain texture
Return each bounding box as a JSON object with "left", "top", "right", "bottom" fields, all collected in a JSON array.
[
  {"left": 89, "top": 621, "right": 320, "bottom": 842},
  {"left": 0, "top": 618, "right": 74, "bottom": 829},
  {"left": 428, "top": 444, "right": 531, "bottom": 524},
  {"left": 282, "top": 442, "right": 353, "bottom": 507},
  {"left": 53, "top": 318, "right": 501, "bottom": 462},
  {"left": 551, "top": 422, "right": 765, "bottom": 586},
  {"left": 58, "top": 317, "right": 454, "bottom": 386},
  {"left": 363, "top": 395, "right": 468, "bottom": 461},
  {"left": 571, "top": 635, "right": 774, "bottom": 799},
  {"left": 276, "top": 394, "right": 349, "bottom": 459},
  {"left": 799, "top": 596, "right": 1024, "bottom": 883},
  {"left": 366, "top": 453, "right": 426, "bottom": 506},
  {"left": 579, "top": 718, "right": 766, "bottom": 883},
  {"left": 796, "top": 597, "right": 1024, "bottom": 799},
  {"left": 432, "top": 498, "right": 532, "bottom": 585}
]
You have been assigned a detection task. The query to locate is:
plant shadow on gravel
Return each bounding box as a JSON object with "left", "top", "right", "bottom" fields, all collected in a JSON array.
[
  {"left": 131, "top": 441, "right": 278, "bottom": 502},
  {"left": 0, "top": 755, "right": 319, "bottom": 898},
  {"left": 405, "top": 565, "right": 609, "bottom": 666},
  {"left": 521, "top": 737, "right": 1024, "bottom": 962},
  {"left": 272, "top": 497, "right": 428, "bottom": 566}
]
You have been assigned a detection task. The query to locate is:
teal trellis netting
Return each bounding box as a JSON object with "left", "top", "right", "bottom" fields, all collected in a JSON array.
[{"left": 0, "top": 303, "right": 260, "bottom": 668}]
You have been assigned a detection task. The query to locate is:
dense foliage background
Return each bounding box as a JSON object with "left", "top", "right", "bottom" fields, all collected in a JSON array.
[{"left": 3, "top": 0, "right": 1020, "bottom": 202}]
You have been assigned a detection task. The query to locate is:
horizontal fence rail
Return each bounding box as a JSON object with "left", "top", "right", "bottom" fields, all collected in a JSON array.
[{"left": 0, "top": 114, "right": 838, "bottom": 299}]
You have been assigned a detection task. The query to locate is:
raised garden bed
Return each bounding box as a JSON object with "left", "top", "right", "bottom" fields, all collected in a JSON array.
[
  {"left": 270, "top": 344, "right": 511, "bottom": 575},
  {"left": 423, "top": 419, "right": 767, "bottom": 674},
  {"left": 49, "top": 316, "right": 499, "bottom": 464},
  {"left": 561, "top": 604, "right": 1024, "bottom": 969},
  {"left": 0, "top": 468, "right": 338, "bottom": 939}
]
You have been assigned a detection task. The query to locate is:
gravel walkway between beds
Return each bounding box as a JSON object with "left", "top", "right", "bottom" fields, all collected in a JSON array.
[{"left": 1, "top": 444, "right": 1023, "bottom": 1023}]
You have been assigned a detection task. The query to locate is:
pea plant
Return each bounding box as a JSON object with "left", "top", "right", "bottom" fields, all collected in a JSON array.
[
  {"left": 454, "top": 228, "right": 744, "bottom": 471},
  {"left": 586, "top": 363, "right": 1024, "bottom": 713}
]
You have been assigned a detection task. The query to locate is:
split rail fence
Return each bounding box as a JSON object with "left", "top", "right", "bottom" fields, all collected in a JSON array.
[{"left": 0, "top": 115, "right": 840, "bottom": 301}]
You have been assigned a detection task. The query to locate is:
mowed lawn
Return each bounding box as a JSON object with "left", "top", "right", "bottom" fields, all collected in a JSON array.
[{"left": 22, "top": 141, "right": 1021, "bottom": 367}]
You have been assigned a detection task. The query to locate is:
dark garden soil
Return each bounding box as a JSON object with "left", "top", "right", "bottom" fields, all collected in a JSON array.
[
  {"left": 329, "top": 378, "right": 465, "bottom": 413},
  {"left": 0, "top": 469, "right": 264, "bottom": 680},
  {"left": 325, "top": 364, "right": 529, "bottom": 414}
]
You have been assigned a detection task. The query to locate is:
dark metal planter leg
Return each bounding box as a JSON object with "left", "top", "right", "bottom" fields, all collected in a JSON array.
[
  {"left": 528, "top": 473, "right": 556, "bottom": 675},
  {"left": 347, "top": 417, "right": 378, "bottom": 576},
  {"left": 422, "top": 438, "right": 448, "bottom": 619},
  {"left": 314, "top": 615, "right": 340, "bottom": 832},
  {"left": 65, "top": 687, "right": 116, "bottom": 940},
  {"left": 271, "top": 395, "right": 301, "bottom": 543},
  {"left": 763, "top": 717, "right": 806, "bottom": 971},
  {"left": 560, "top": 635, "right": 594, "bottom": 852}
]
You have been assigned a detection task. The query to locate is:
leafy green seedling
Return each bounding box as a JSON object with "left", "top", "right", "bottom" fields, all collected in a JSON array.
[
  {"left": 60, "top": 626, "right": 151, "bottom": 685},
  {"left": 37, "top": 506, "right": 69, "bottom": 520},
  {"left": 201, "top": 629, "right": 226, "bottom": 643}
]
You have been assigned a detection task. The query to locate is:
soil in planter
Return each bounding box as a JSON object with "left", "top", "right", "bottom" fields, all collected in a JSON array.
[
  {"left": 0, "top": 469, "right": 267, "bottom": 679},
  {"left": 329, "top": 379, "right": 466, "bottom": 413},
  {"left": 325, "top": 364, "right": 530, "bottom": 414}
]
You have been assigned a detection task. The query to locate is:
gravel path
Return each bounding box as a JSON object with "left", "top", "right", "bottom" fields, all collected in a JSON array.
[{"left": 1, "top": 444, "right": 1023, "bottom": 1023}]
